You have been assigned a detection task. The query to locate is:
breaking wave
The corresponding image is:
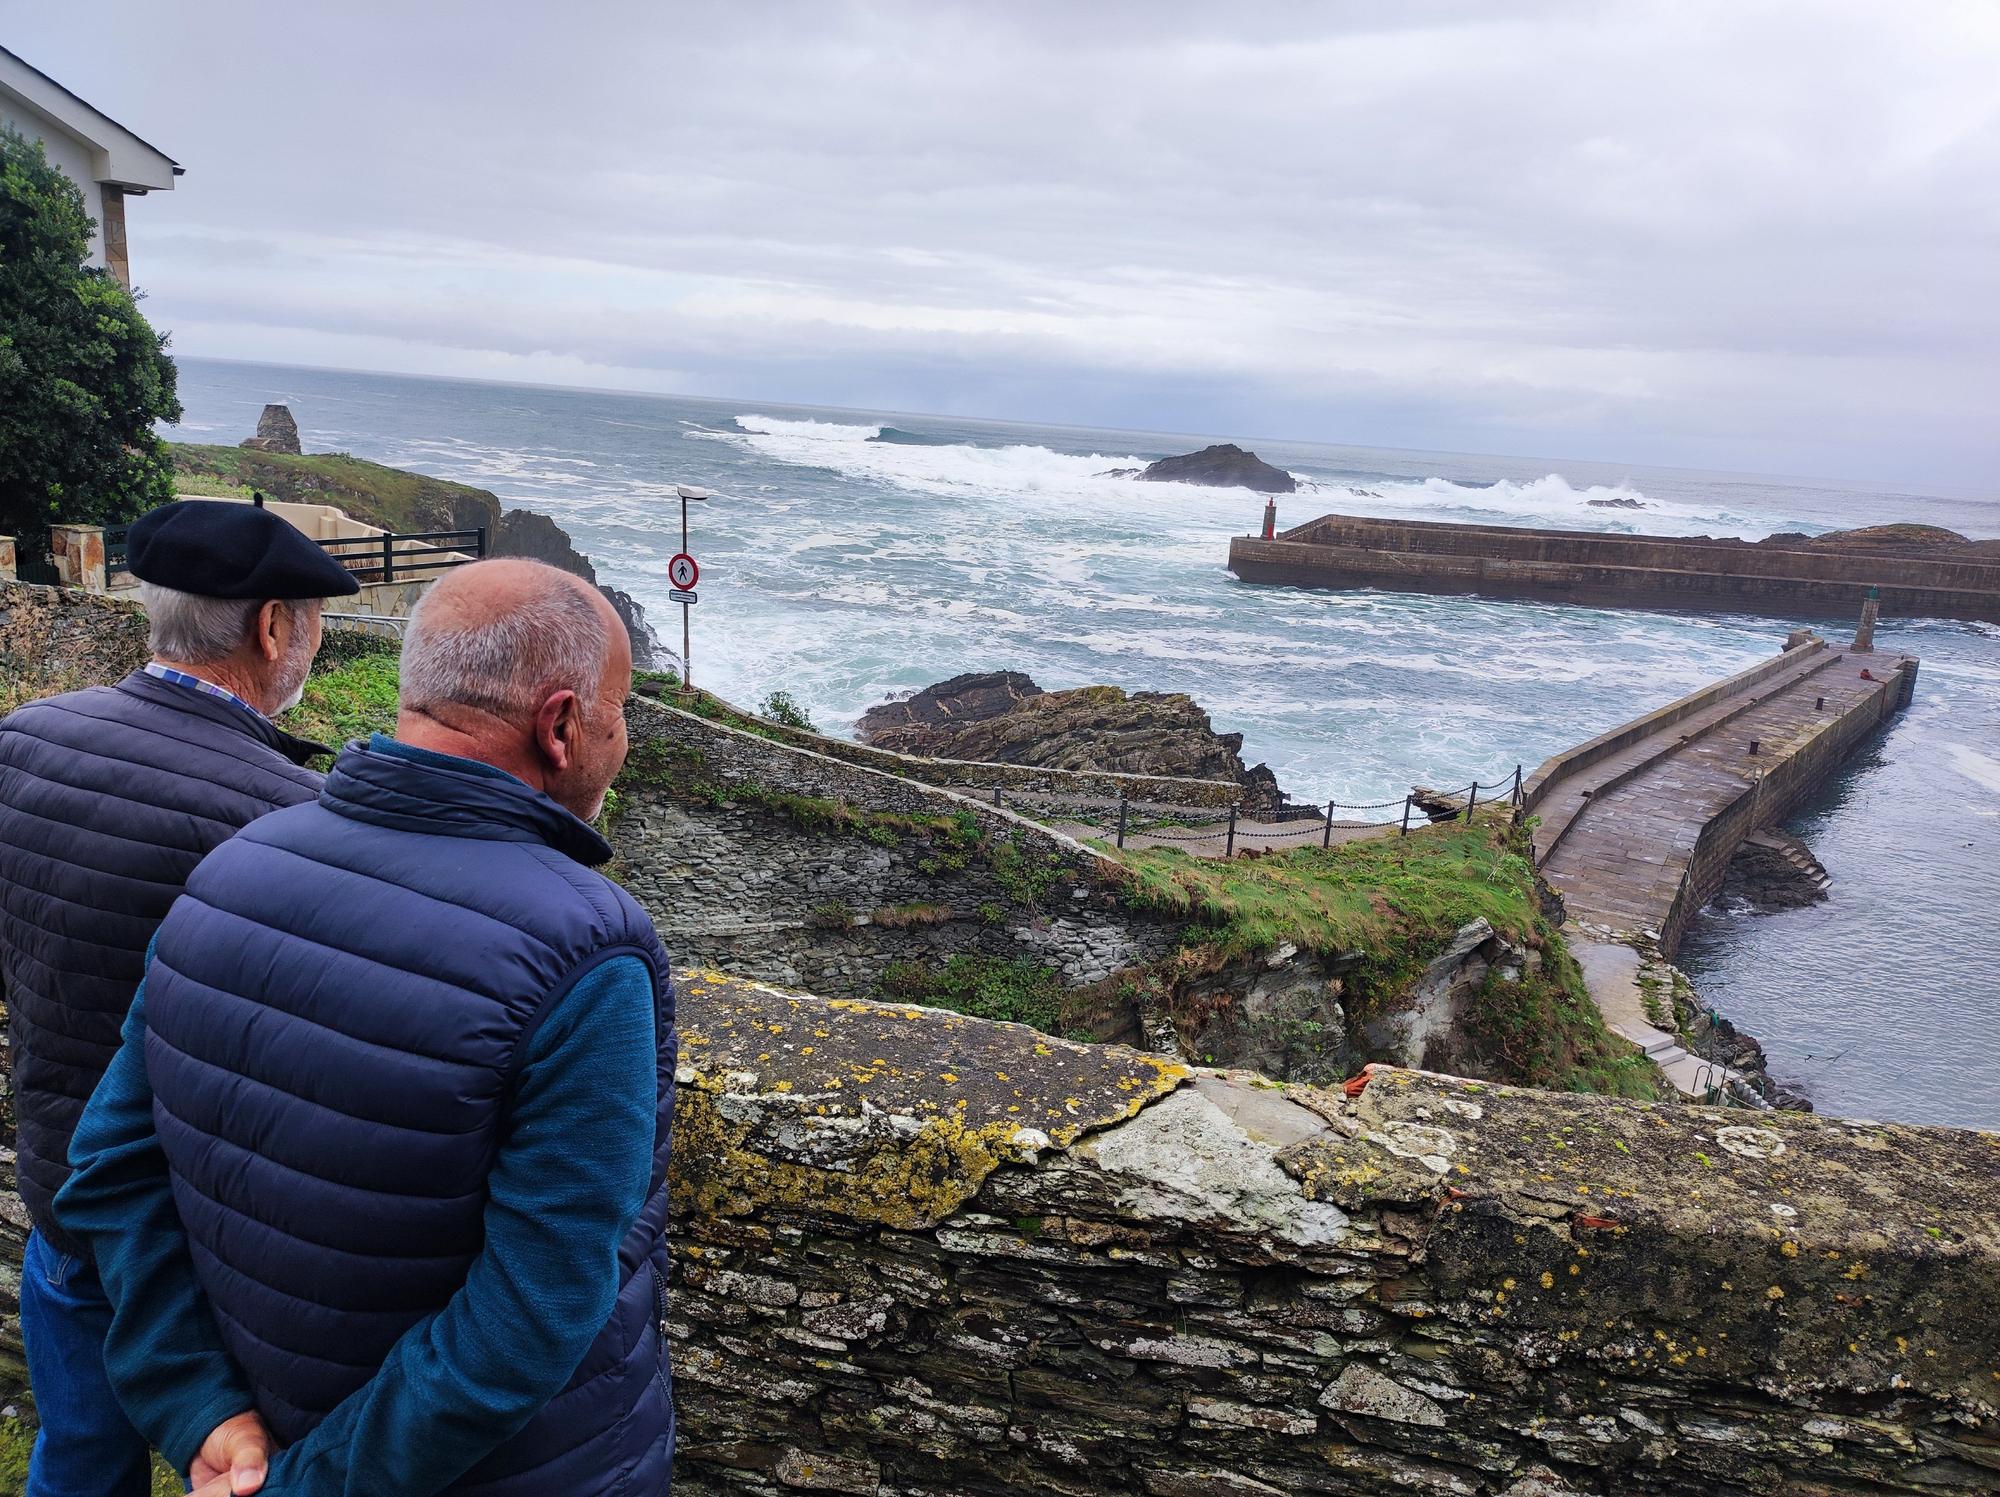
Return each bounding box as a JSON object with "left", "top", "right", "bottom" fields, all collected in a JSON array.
[{"left": 689, "top": 414, "right": 1776, "bottom": 537}]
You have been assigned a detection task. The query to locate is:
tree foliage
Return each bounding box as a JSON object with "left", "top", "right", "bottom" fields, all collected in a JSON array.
[{"left": 0, "top": 127, "right": 181, "bottom": 542}]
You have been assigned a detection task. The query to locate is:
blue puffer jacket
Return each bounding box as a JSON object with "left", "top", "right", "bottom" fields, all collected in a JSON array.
[
  {"left": 143, "top": 740, "right": 677, "bottom": 1494},
  {"left": 0, "top": 670, "right": 325, "bottom": 1255}
]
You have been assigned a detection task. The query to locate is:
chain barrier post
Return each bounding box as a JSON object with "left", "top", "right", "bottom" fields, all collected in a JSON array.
[
  {"left": 1116, "top": 795, "right": 1129, "bottom": 849},
  {"left": 1322, "top": 799, "right": 1334, "bottom": 848},
  {"left": 1225, "top": 804, "right": 1237, "bottom": 858},
  {"left": 1464, "top": 781, "right": 1478, "bottom": 821},
  {"left": 1400, "top": 795, "right": 1412, "bottom": 836}
]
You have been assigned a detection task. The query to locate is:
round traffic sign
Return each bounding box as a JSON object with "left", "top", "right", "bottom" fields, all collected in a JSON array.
[{"left": 668, "top": 553, "right": 699, "bottom": 590}]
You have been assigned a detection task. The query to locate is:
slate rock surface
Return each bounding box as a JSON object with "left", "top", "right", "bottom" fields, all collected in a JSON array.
[{"left": 857, "top": 671, "right": 1286, "bottom": 811}]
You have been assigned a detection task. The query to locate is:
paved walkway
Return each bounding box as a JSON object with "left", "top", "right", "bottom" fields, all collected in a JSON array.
[
  {"left": 1571, "top": 934, "right": 1742, "bottom": 1101},
  {"left": 1534, "top": 644, "right": 1896, "bottom": 937}
]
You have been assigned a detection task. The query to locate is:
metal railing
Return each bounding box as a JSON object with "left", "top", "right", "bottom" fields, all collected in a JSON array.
[
  {"left": 104, "top": 525, "right": 131, "bottom": 578},
  {"left": 323, "top": 612, "right": 409, "bottom": 639},
  {"left": 316, "top": 528, "right": 486, "bottom": 583},
  {"left": 13, "top": 543, "right": 60, "bottom": 587},
  {"left": 991, "top": 764, "right": 1528, "bottom": 859}
]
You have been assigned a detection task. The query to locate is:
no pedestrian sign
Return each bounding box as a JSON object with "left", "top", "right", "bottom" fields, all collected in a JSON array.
[{"left": 668, "top": 552, "right": 700, "bottom": 590}]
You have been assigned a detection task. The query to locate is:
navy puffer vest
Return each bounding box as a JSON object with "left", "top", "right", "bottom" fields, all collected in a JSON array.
[
  {"left": 143, "top": 741, "right": 677, "bottom": 1495},
  {"left": 0, "top": 670, "right": 324, "bottom": 1255}
]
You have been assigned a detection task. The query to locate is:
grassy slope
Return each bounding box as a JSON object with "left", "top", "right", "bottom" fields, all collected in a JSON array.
[
  {"left": 281, "top": 631, "right": 403, "bottom": 755},
  {"left": 1117, "top": 822, "right": 1662, "bottom": 1099},
  {"left": 170, "top": 443, "right": 501, "bottom": 535},
  {"left": 16, "top": 642, "right": 1650, "bottom": 1101}
]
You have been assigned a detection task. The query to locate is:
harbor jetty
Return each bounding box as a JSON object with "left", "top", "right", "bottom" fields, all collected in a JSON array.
[
  {"left": 1524, "top": 618, "right": 1918, "bottom": 1097},
  {"left": 1228, "top": 511, "right": 2000, "bottom": 622}
]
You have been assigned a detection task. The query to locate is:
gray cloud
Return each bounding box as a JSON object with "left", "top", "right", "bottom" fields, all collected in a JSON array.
[{"left": 12, "top": 0, "right": 1998, "bottom": 485}]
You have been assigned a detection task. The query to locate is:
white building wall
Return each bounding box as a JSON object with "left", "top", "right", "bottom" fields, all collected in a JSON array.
[{"left": 0, "top": 98, "right": 112, "bottom": 268}]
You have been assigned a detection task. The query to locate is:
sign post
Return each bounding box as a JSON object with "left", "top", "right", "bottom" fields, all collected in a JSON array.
[{"left": 672, "top": 486, "right": 709, "bottom": 691}]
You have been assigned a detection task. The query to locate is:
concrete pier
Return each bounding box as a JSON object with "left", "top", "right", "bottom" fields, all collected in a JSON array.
[
  {"left": 1523, "top": 632, "right": 1918, "bottom": 1097},
  {"left": 1229, "top": 512, "right": 2000, "bottom": 623},
  {"left": 1528, "top": 636, "right": 1917, "bottom": 953}
]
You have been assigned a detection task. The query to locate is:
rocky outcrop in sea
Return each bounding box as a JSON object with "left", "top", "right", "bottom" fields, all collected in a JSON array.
[
  {"left": 856, "top": 671, "right": 1287, "bottom": 812},
  {"left": 1139, "top": 442, "right": 1296, "bottom": 493}
]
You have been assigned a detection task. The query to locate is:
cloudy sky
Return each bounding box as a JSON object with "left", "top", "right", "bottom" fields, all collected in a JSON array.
[{"left": 13, "top": 1, "right": 1999, "bottom": 486}]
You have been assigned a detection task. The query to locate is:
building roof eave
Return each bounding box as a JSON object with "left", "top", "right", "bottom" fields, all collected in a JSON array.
[{"left": 0, "top": 44, "right": 181, "bottom": 181}]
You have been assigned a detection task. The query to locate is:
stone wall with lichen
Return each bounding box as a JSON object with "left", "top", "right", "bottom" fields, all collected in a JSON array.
[
  {"left": 0, "top": 580, "right": 149, "bottom": 710},
  {"left": 664, "top": 970, "right": 2000, "bottom": 1496},
  {"left": 611, "top": 698, "right": 1178, "bottom": 1024}
]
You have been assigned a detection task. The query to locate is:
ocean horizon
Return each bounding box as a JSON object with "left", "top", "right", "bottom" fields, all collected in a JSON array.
[{"left": 167, "top": 355, "right": 2000, "bottom": 1130}]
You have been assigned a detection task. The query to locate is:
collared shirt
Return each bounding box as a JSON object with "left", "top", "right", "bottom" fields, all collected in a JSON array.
[{"left": 142, "top": 662, "right": 267, "bottom": 722}]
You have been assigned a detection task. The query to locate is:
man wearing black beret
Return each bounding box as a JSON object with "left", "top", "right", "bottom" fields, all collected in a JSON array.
[{"left": 0, "top": 498, "right": 357, "bottom": 1497}]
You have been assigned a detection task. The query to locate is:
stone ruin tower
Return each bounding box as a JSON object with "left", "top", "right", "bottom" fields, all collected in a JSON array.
[{"left": 239, "top": 403, "right": 302, "bottom": 455}]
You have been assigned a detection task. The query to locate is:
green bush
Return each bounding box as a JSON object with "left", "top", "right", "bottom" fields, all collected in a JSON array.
[
  {"left": 807, "top": 899, "right": 853, "bottom": 929},
  {"left": 759, "top": 690, "right": 815, "bottom": 731},
  {"left": 876, "top": 955, "right": 1066, "bottom": 1033},
  {"left": 0, "top": 128, "right": 182, "bottom": 538}
]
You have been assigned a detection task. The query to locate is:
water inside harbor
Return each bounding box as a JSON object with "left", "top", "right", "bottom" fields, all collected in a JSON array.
[{"left": 167, "top": 358, "right": 2000, "bottom": 1129}]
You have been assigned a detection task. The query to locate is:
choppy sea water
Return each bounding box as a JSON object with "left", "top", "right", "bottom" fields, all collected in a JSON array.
[{"left": 168, "top": 358, "right": 2000, "bottom": 1129}]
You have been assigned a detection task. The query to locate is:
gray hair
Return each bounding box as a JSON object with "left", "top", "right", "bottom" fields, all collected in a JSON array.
[
  {"left": 138, "top": 582, "right": 308, "bottom": 663},
  {"left": 401, "top": 571, "right": 613, "bottom": 721}
]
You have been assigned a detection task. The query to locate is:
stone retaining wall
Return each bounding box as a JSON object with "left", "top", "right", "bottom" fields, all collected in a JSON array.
[
  {"left": 1658, "top": 657, "right": 1914, "bottom": 957},
  {"left": 665, "top": 972, "right": 2000, "bottom": 1496},
  {"left": 0, "top": 580, "right": 149, "bottom": 702},
  {"left": 612, "top": 698, "right": 1177, "bottom": 1019}
]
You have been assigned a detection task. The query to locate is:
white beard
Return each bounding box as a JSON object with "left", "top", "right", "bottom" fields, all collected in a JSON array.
[{"left": 270, "top": 634, "right": 316, "bottom": 717}]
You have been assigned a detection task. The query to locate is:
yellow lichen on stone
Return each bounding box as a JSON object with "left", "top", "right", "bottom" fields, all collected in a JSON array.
[{"left": 667, "top": 969, "right": 1188, "bottom": 1229}]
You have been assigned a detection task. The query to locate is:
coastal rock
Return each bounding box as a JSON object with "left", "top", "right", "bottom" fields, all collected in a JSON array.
[
  {"left": 239, "top": 404, "right": 303, "bottom": 455},
  {"left": 1761, "top": 523, "right": 2000, "bottom": 559},
  {"left": 1585, "top": 496, "right": 1645, "bottom": 510},
  {"left": 855, "top": 672, "right": 1043, "bottom": 738},
  {"left": 856, "top": 671, "right": 1287, "bottom": 812},
  {"left": 1139, "top": 444, "right": 1296, "bottom": 494},
  {"left": 1719, "top": 830, "right": 1830, "bottom": 913}
]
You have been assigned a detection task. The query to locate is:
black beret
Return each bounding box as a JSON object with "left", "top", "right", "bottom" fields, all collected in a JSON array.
[{"left": 126, "top": 499, "right": 360, "bottom": 600}]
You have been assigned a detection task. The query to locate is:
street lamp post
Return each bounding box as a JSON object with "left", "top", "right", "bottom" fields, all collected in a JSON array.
[{"left": 673, "top": 485, "right": 709, "bottom": 692}]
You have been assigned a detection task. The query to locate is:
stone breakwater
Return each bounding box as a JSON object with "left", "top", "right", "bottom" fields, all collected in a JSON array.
[
  {"left": 1229, "top": 514, "right": 2000, "bottom": 624},
  {"left": 663, "top": 972, "right": 2000, "bottom": 1496}
]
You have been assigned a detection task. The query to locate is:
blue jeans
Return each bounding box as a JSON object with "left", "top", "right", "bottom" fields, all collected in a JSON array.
[{"left": 19, "top": 1229, "right": 153, "bottom": 1497}]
